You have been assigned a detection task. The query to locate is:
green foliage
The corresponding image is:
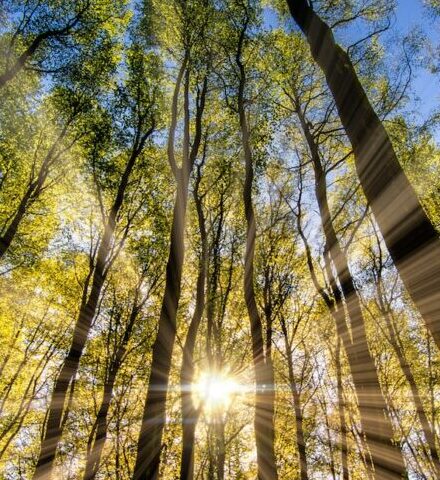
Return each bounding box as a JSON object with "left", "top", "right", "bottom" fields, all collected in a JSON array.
[{"left": 0, "top": 1, "right": 439, "bottom": 479}]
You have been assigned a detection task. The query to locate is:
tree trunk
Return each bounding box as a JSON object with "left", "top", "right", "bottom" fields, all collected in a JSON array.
[
  {"left": 180, "top": 163, "right": 207, "bottom": 480},
  {"left": 236, "top": 28, "right": 278, "bottom": 480},
  {"left": 132, "top": 64, "right": 206, "bottom": 480},
  {"left": 132, "top": 174, "right": 189, "bottom": 480},
  {"left": 321, "top": 395, "right": 337, "bottom": 480},
  {"left": 281, "top": 320, "right": 308, "bottom": 480},
  {"left": 295, "top": 104, "right": 406, "bottom": 478},
  {"left": 286, "top": 0, "right": 440, "bottom": 352},
  {"left": 83, "top": 369, "right": 117, "bottom": 480},
  {"left": 83, "top": 296, "right": 141, "bottom": 480},
  {"left": 33, "top": 145, "right": 143, "bottom": 480},
  {"left": 215, "top": 418, "right": 226, "bottom": 480},
  {"left": 336, "top": 337, "right": 350, "bottom": 480}
]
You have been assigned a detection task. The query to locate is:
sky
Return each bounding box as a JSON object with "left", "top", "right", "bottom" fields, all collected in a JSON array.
[
  {"left": 393, "top": 0, "right": 439, "bottom": 123},
  {"left": 263, "top": 0, "right": 440, "bottom": 136}
]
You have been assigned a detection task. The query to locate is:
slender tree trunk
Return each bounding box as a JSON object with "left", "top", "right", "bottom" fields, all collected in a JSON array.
[
  {"left": 33, "top": 144, "right": 144, "bottom": 480},
  {"left": 336, "top": 337, "right": 350, "bottom": 480},
  {"left": 236, "top": 29, "right": 278, "bottom": 480},
  {"left": 83, "top": 297, "right": 142, "bottom": 480},
  {"left": 286, "top": 0, "right": 440, "bottom": 351},
  {"left": 321, "top": 395, "right": 337, "bottom": 480},
  {"left": 282, "top": 325, "right": 308, "bottom": 480},
  {"left": 427, "top": 334, "right": 439, "bottom": 445},
  {"left": 381, "top": 306, "right": 440, "bottom": 475},
  {"left": 295, "top": 102, "right": 406, "bottom": 478},
  {"left": 132, "top": 175, "right": 188, "bottom": 480},
  {"left": 84, "top": 370, "right": 117, "bottom": 480},
  {"left": 215, "top": 418, "right": 226, "bottom": 480},
  {"left": 180, "top": 162, "right": 207, "bottom": 480},
  {"left": 132, "top": 64, "right": 206, "bottom": 480}
]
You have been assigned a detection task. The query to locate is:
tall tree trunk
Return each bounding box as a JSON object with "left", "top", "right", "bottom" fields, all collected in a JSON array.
[
  {"left": 295, "top": 104, "right": 406, "bottom": 478},
  {"left": 375, "top": 275, "right": 440, "bottom": 476},
  {"left": 236, "top": 25, "right": 278, "bottom": 480},
  {"left": 215, "top": 417, "right": 226, "bottom": 480},
  {"left": 280, "top": 316, "right": 308, "bottom": 480},
  {"left": 336, "top": 337, "right": 350, "bottom": 480},
  {"left": 132, "top": 64, "right": 206, "bottom": 480},
  {"left": 321, "top": 395, "right": 337, "bottom": 480},
  {"left": 132, "top": 146, "right": 189, "bottom": 480},
  {"left": 180, "top": 161, "right": 207, "bottom": 480},
  {"left": 33, "top": 141, "right": 146, "bottom": 480},
  {"left": 83, "top": 294, "right": 143, "bottom": 480},
  {"left": 286, "top": 0, "right": 440, "bottom": 351}
]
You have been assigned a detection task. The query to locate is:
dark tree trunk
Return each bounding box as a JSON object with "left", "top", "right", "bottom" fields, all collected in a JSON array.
[
  {"left": 132, "top": 172, "right": 189, "bottom": 480},
  {"left": 132, "top": 65, "right": 206, "bottom": 480},
  {"left": 236, "top": 24, "right": 278, "bottom": 480},
  {"left": 84, "top": 369, "right": 117, "bottom": 480},
  {"left": 180, "top": 162, "right": 207, "bottom": 480},
  {"left": 33, "top": 142, "right": 145, "bottom": 480},
  {"left": 286, "top": 0, "right": 440, "bottom": 351},
  {"left": 295, "top": 104, "right": 406, "bottom": 478},
  {"left": 83, "top": 296, "right": 142, "bottom": 480}
]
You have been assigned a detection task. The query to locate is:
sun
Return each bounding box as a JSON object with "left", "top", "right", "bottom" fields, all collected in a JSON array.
[{"left": 193, "top": 372, "right": 239, "bottom": 413}]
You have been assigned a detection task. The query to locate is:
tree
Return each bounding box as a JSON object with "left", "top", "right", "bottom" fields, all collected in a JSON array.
[
  {"left": 285, "top": 0, "right": 440, "bottom": 355},
  {"left": 132, "top": 2, "right": 209, "bottom": 477},
  {"left": 0, "top": 0, "right": 126, "bottom": 88},
  {"left": 227, "top": 2, "right": 278, "bottom": 477},
  {"left": 33, "top": 37, "right": 160, "bottom": 480},
  {"left": 179, "top": 152, "right": 207, "bottom": 480},
  {"left": 1, "top": 1, "right": 439, "bottom": 479}
]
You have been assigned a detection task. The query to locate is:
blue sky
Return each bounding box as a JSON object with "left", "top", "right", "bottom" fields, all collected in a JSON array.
[
  {"left": 263, "top": 0, "right": 439, "bottom": 135},
  {"left": 393, "top": 0, "right": 439, "bottom": 123}
]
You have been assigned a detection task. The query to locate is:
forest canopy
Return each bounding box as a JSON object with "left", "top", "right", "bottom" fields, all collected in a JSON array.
[{"left": 0, "top": 0, "right": 440, "bottom": 479}]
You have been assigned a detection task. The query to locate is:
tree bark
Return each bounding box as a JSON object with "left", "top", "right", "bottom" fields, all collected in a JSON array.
[
  {"left": 179, "top": 161, "right": 207, "bottom": 480},
  {"left": 295, "top": 103, "right": 406, "bottom": 478},
  {"left": 286, "top": 0, "right": 440, "bottom": 352},
  {"left": 279, "top": 316, "right": 309, "bottom": 480},
  {"left": 33, "top": 135, "right": 149, "bottom": 480},
  {"left": 132, "top": 64, "right": 206, "bottom": 480},
  {"left": 335, "top": 337, "right": 350, "bottom": 480},
  {"left": 83, "top": 290, "right": 144, "bottom": 480},
  {"left": 236, "top": 22, "right": 278, "bottom": 480}
]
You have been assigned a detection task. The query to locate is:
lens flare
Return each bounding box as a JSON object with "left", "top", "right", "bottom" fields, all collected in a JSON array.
[{"left": 193, "top": 372, "right": 240, "bottom": 413}]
